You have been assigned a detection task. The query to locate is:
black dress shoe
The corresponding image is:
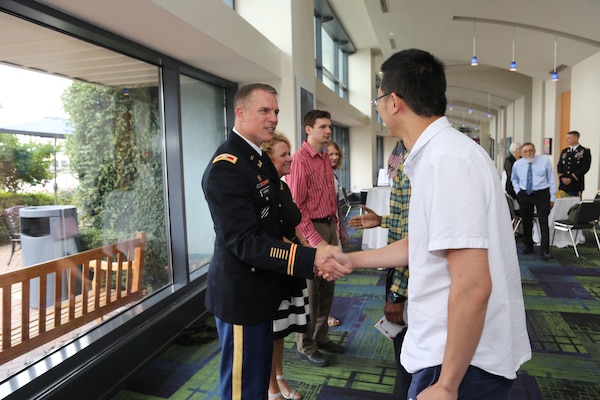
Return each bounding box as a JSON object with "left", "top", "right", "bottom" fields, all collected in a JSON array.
[
  {"left": 297, "top": 350, "right": 329, "bottom": 367},
  {"left": 318, "top": 341, "right": 345, "bottom": 354},
  {"left": 520, "top": 247, "right": 534, "bottom": 254},
  {"left": 541, "top": 251, "right": 552, "bottom": 260}
]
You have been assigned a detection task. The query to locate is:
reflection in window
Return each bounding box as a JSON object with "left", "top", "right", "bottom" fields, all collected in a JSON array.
[
  {"left": 62, "top": 81, "right": 169, "bottom": 290},
  {"left": 330, "top": 125, "right": 350, "bottom": 192},
  {"left": 180, "top": 76, "right": 227, "bottom": 274}
]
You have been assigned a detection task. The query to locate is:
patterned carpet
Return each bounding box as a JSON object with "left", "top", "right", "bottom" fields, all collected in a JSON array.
[
  {"left": 515, "top": 232, "right": 600, "bottom": 400},
  {"left": 112, "top": 215, "right": 600, "bottom": 400}
]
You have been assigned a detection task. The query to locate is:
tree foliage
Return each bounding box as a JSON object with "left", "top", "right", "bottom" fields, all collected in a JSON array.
[
  {"left": 61, "top": 82, "right": 169, "bottom": 291},
  {"left": 0, "top": 134, "right": 54, "bottom": 191}
]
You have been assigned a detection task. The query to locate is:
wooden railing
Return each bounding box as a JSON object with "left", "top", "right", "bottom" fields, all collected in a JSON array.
[{"left": 0, "top": 232, "right": 145, "bottom": 364}]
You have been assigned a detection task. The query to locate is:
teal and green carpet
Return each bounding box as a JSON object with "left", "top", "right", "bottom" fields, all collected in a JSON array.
[{"left": 113, "top": 220, "right": 600, "bottom": 399}]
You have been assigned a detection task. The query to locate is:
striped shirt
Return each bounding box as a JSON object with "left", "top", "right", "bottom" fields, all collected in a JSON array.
[{"left": 287, "top": 141, "right": 338, "bottom": 246}]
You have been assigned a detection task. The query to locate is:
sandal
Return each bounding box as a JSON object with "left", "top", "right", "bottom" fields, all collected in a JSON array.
[
  {"left": 268, "top": 392, "right": 283, "bottom": 399},
  {"left": 327, "top": 316, "right": 341, "bottom": 327},
  {"left": 276, "top": 375, "right": 301, "bottom": 400}
]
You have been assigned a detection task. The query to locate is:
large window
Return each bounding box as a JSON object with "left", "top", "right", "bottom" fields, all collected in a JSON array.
[
  {"left": 330, "top": 124, "right": 350, "bottom": 192},
  {"left": 0, "top": 8, "right": 233, "bottom": 378},
  {"left": 180, "top": 76, "right": 227, "bottom": 274},
  {"left": 0, "top": 11, "right": 170, "bottom": 375},
  {"left": 314, "top": 1, "right": 354, "bottom": 101}
]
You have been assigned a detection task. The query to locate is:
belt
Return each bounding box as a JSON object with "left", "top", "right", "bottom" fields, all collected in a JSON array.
[
  {"left": 523, "top": 187, "right": 549, "bottom": 195},
  {"left": 311, "top": 216, "right": 334, "bottom": 224}
]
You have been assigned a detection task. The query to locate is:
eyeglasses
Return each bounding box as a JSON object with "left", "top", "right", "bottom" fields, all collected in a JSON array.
[{"left": 371, "top": 92, "right": 393, "bottom": 108}]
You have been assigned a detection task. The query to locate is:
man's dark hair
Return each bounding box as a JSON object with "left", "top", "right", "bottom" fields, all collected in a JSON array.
[
  {"left": 567, "top": 130, "right": 580, "bottom": 138},
  {"left": 234, "top": 83, "right": 278, "bottom": 108},
  {"left": 379, "top": 48, "right": 447, "bottom": 117},
  {"left": 303, "top": 109, "right": 331, "bottom": 130}
]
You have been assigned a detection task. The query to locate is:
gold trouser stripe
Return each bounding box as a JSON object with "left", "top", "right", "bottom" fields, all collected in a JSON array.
[
  {"left": 287, "top": 244, "right": 297, "bottom": 275},
  {"left": 232, "top": 325, "right": 243, "bottom": 400}
]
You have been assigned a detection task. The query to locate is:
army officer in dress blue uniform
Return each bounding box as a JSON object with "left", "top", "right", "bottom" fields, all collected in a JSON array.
[
  {"left": 557, "top": 130, "right": 592, "bottom": 197},
  {"left": 202, "top": 83, "right": 349, "bottom": 400}
]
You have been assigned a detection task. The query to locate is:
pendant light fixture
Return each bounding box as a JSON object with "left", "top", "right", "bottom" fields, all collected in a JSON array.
[
  {"left": 487, "top": 93, "right": 492, "bottom": 119},
  {"left": 471, "top": 21, "right": 478, "bottom": 66},
  {"left": 509, "top": 26, "right": 517, "bottom": 71},
  {"left": 448, "top": 91, "right": 454, "bottom": 111},
  {"left": 551, "top": 37, "right": 559, "bottom": 81}
]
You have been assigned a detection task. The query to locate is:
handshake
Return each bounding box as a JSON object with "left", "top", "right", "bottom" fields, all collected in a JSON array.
[
  {"left": 309, "top": 231, "right": 407, "bottom": 281},
  {"left": 313, "top": 245, "right": 353, "bottom": 281}
]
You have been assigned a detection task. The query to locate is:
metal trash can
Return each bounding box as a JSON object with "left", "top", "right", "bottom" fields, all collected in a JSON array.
[{"left": 20, "top": 205, "right": 80, "bottom": 307}]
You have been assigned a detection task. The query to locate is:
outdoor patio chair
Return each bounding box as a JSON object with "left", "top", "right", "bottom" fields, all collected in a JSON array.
[{"left": 1, "top": 205, "right": 24, "bottom": 265}]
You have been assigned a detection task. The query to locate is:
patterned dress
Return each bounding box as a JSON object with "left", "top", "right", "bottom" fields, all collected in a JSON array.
[{"left": 272, "top": 181, "right": 310, "bottom": 339}]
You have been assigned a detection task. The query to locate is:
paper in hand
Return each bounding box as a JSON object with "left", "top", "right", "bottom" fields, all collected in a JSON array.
[{"left": 374, "top": 315, "right": 406, "bottom": 340}]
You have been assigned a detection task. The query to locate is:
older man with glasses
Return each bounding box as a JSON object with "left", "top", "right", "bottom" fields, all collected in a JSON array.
[{"left": 511, "top": 142, "right": 556, "bottom": 260}]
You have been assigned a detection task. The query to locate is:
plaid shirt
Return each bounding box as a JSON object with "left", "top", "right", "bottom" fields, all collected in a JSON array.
[{"left": 381, "top": 153, "right": 410, "bottom": 298}]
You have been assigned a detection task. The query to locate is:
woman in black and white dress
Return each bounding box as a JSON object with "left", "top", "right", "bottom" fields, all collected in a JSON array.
[{"left": 263, "top": 133, "right": 307, "bottom": 400}]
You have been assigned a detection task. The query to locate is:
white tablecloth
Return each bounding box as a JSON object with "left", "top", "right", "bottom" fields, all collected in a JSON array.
[
  {"left": 532, "top": 197, "right": 584, "bottom": 248},
  {"left": 361, "top": 186, "right": 391, "bottom": 250}
]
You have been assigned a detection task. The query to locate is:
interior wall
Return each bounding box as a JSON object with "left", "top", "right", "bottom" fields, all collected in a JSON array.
[
  {"left": 560, "top": 91, "right": 571, "bottom": 150},
  {"left": 513, "top": 97, "right": 525, "bottom": 141},
  {"left": 498, "top": 107, "right": 507, "bottom": 157},
  {"left": 235, "top": 0, "right": 311, "bottom": 150},
  {"left": 506, "top": 103, "right": 516, "bottom": 146},
  {"left": 543, "top": 79, "right": 558, "bottom": 158},
  {"left": 530, "top": 79, "right": 544, "bottom": 148},
  {"left": 348, "top": 48, "right": 377, "bottom": 192},
  {"left": 570, "top": 52, "right": 600, "bottom": 197},
  {"left": 149, "top": 0, "right": 282, "bottom": 81}
]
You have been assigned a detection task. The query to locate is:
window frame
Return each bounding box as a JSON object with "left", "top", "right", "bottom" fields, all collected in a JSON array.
[{"left": 314, "top": 8, "right": 352, "bottom": 101}]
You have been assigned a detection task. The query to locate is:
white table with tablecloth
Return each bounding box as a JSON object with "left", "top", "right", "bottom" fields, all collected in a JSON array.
[
  {"left": 361, "top": 186, "right": 392, "bottom": 250},
  {"left": 532, "top": 196, "right": 584, "bottom": 248}
]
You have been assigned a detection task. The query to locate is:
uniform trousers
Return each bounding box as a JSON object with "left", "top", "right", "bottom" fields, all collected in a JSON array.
[
  {"left": 296, "top": 220, "right": 338, "bottom": 355},
  {"left": 215, "top": 317, "right": 273, "bottom": 400},
  {"left": 407, "top": 365, "right": 514, "bottom": 400}
]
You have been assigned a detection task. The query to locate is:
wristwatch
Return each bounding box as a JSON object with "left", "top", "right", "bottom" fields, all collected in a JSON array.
[{"left": 386, "top": 291, "right": 407, "bottom": 304}]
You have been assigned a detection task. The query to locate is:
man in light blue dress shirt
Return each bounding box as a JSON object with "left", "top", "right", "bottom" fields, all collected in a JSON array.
[{"left": 511, "top": 142, "right": 556, "bottom": 260}]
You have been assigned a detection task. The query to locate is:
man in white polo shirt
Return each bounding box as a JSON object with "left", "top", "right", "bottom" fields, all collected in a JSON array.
[{"left": 335, "top": 49, "right": 531, "bottom": 400}]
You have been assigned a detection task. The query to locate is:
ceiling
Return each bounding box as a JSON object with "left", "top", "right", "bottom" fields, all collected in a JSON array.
[
  {"left": 3, "top": 0, "right": 600, "bottom": 130},
  {"left": 329, "top": 0, "right": 600, "bottom": 125},
  {"left": 0, "top": 11, "right": 158, "bottom": 87}
]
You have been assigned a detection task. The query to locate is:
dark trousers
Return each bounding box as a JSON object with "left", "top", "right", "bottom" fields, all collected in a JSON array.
[
  {"left": 393, "top": 328, "right": 411, "bottom": 400},
  {"left": 296, "top": 221, "right": 338, "bottom": 354},
  {"left": 518, "top": 188, "right": 551, "bottom": 252},
  {"left": 408, "top": 365, "right": 514, "bottom": 400}
]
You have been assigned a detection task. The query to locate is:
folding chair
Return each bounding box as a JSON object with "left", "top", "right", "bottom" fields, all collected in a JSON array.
[
  {"left": 341, "top": 187, "right": 361, "bottom": 217},
  {"left": 552, "top": 200, "right": 600, "bottom": 257},
  {"left": 506, "top": 193, "right": 539, "bottom": 236},
  {"left": 506, "top": 193, "right": 521, "bottom": 234}
]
